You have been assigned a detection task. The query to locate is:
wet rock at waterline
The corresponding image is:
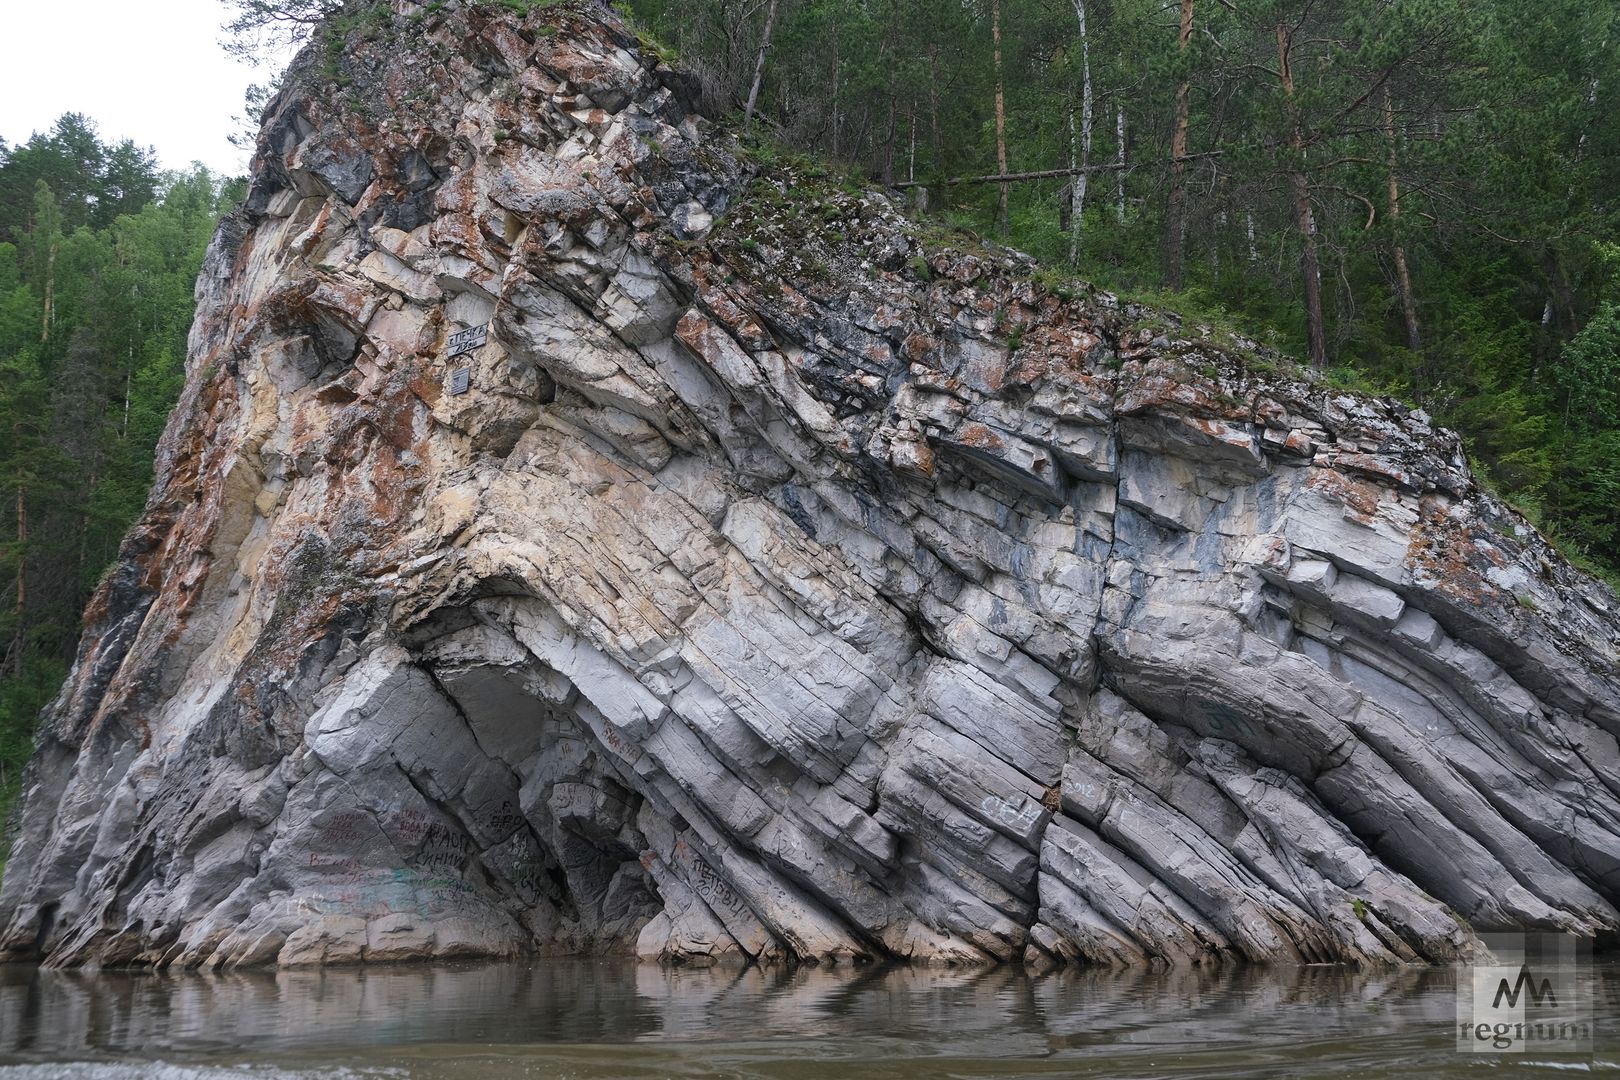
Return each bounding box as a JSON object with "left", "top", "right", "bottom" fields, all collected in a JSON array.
[{"left": 2, "top": 0, "right": 1619, "bottom": 970}]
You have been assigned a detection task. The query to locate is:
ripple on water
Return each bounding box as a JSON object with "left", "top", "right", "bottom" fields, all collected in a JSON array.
[
  {"left": 0, "top": 1067, "right": 407, "bottom": 1080},
  {"left": 1, "top": 959, "right": 1617, "bottom": 1079}
]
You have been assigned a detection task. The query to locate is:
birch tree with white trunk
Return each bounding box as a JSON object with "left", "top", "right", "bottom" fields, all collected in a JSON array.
[{"left": 1068, "top": 0, "right": 1094, "bottom": 264}]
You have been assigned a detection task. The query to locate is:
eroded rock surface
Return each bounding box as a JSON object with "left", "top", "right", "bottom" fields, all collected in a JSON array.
[{"left": 2, "top": 0, "right": 1618, "bottom": 969}]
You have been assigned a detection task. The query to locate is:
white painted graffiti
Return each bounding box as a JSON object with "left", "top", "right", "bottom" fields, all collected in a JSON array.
[{"left": 980, "top": 793, "right": 1042, "bottom": 832}]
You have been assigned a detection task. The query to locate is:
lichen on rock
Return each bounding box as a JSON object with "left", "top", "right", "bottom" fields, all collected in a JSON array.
[{"left": 1, "top": 0, "right": 1618, "bottom": 970}]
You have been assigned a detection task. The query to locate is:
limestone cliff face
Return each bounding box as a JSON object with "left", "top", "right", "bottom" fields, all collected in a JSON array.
[{"left": 3, "top": 0, "right": 1619, "bottom": 970}]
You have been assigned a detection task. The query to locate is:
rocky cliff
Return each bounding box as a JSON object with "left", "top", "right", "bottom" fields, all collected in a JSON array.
[{"left": 2, "top": 0, "right": 1618, "bottom": 970}]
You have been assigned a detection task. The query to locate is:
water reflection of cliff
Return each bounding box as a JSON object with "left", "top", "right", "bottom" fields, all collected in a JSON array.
[{"left": 1, "top": 960, "right": 1481, "bottom": 1060}]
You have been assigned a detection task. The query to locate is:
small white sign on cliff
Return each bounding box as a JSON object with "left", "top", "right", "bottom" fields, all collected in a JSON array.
[
  {"left": 446, "top": 322, "right": 488, "bottom": 358},
  {"left": 447, "top": 367, "right": 471, "bottom": 396}
]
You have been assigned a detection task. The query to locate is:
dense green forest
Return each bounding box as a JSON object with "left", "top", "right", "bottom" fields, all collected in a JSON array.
[
  {"left": 0, "top": 116, "right": 237, "bottom": 830},
  {"left": 625, "top": 0, "right": 1620, "bottom": 586}
]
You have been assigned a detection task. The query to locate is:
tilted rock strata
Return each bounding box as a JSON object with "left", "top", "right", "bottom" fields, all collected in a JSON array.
[{"left": 2, "top": 0, "right": 1618, "bottom": 969}]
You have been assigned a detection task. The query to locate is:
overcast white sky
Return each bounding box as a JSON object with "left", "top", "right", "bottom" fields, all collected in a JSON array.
[{"left": 0, "top": 0, "right": 292, "bottom": 176}]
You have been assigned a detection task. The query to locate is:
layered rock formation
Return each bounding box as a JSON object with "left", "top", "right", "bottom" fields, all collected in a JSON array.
[{"left": 2, "top": 0, "right": 1618, "bottom": 969}]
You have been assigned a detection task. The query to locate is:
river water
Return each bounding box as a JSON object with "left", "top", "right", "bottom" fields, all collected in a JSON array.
[{"left": 1, "top": 959, "right": 1616, "bottom": 1079}]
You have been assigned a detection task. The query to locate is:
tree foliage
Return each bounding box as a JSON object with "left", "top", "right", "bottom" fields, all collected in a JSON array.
[
  {"left": 0, "top": 114, "right": 160, "bottom": 241},
  {"left": 221, "top": 0, "right": 345, "bottom": 59},
  {"left": 627, "top": 0, "right": 1620, "bottom": 582}
]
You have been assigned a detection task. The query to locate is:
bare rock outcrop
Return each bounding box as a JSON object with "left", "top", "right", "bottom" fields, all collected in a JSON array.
[{"left": 2, "top": 0, "right": 1618, "bottom": 969}]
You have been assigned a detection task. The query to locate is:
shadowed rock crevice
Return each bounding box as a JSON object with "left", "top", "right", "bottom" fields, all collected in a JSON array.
[{"left": 1, "top": 0, "right": 1617, "bottom": 969}]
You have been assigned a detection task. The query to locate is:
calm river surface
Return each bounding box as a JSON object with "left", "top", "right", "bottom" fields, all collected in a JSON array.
[{"left": 2, "top": 959, "right": 1617, "bottom": 1079}]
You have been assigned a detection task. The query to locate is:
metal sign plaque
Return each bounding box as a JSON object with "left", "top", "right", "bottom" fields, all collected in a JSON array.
[
  {"left": 446, "top": 323, "right": 488, "bottom": 358},
  {"left": 448, "top": 367, "right": 471, "bottom": 396}
]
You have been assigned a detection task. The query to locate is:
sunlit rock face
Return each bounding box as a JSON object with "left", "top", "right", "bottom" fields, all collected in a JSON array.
[{"left": 3, "top": 0, "right": 1619, "bottom": 970}]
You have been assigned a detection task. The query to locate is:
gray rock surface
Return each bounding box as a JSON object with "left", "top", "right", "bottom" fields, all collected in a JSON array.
[{"left": 2, "top": 0, "right": 1618, "bottom": 968}]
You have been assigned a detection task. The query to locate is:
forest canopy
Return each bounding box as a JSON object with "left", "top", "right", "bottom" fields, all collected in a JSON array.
[{"left": 625, "top": 0, "right": 1620, "bottom": 586}]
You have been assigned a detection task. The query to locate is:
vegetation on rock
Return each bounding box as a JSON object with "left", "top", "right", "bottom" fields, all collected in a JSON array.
[{"left": 626, "top": 0, "right": 1620, "bottom": 584}]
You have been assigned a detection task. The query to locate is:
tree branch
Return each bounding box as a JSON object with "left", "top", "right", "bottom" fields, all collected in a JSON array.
[
  {"left": 1321, "top": 184, "right": 1377, "bottom": 229},
  {"left": 891, "top": 152, "right": 1224, "bottom": 189}
]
